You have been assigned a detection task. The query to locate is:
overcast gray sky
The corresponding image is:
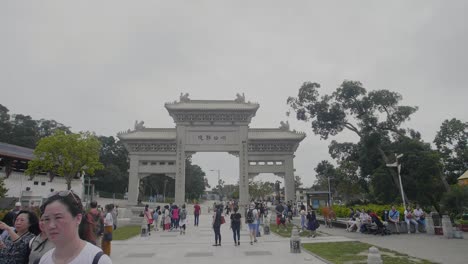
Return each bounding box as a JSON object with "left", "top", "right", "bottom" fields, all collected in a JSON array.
[{"left": 1, "top": 1, "right": 467, "bottom": 188}]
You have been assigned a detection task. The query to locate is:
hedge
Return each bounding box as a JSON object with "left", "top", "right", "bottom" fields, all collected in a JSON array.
[{"left": 318, "top": 204, "right": 406, "bottom": 218}]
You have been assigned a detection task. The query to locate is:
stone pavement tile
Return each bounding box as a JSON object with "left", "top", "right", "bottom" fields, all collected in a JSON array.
[
  {"left": 307, "top": 220, "right": 468, "bottom": 264},
  {"left": 111, "top": 214, "right": 328, "bottom": 264}
]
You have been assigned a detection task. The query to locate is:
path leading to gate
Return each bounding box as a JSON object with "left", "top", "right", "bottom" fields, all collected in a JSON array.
[{"left": 111, "top": 203, "right": 352, "bottom": 264}]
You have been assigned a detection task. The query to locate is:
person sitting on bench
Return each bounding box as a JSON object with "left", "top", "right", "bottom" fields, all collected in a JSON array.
[{"left": 388, "top": 206, "right": 400, "bottom": 234}]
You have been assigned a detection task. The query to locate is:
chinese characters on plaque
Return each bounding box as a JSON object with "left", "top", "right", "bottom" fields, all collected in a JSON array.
[{"left": 197, "top": 135, "right": 227, "bottom": 142}]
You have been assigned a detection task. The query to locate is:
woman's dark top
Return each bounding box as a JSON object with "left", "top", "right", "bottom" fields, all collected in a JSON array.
[
  {"left": 230, "top": 212, "right": 241, "bottom": 228},
  {"left": 0, "top": 232, "right": 35, "bottom": 264},
  {"left": 213, "top": 209, "right": 222, "bottom": 227}
]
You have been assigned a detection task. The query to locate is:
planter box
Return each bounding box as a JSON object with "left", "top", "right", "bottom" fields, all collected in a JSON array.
[{"left": 459, "top": 224, "right": 468, "bottom": 232}]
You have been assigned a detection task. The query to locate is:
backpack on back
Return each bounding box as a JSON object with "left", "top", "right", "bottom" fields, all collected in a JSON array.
[
  {"left": 232, "top": 213, "right": 241, "bottom": 223},
  {"left": 180, "top": 209, "right": 187, "bottom": 220},
  {"left": 246, "top": 209, "right": 254, "bottom": 224},
  {"left": 91, "top": 211, "right": 104, "bottom": 235}
]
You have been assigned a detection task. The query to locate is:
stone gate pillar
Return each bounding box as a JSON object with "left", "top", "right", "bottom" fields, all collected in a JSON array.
[
  {"left": 284, "top": 155, "right": 295, "bottom": 203},
  {"left": 127, "top": 154, "right": 140, "bottom": 205},
  {"left": 239, "top": 126, "right": 250, "bottom": 207},
  {"left": 175, "top": 126, "right": 186, "bottom": 204}
]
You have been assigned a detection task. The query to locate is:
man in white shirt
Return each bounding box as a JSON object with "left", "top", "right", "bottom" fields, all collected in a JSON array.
[
  {"left": 413, "top": 205, "right": 425, "bottom": 231},
  {"left": 246, "top": 203, "right": 258, "bottom": 245},
  {"left": 404, "top": 206, "right": 419, "bottom": 234}
]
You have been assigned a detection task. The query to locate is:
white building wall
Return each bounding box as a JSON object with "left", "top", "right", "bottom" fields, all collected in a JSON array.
[
  {"left": 296, "top": 189, "right": 307, "bottom": 203},
  {"left": 0, "top": 171, "right": 84, "bottom": 200}
]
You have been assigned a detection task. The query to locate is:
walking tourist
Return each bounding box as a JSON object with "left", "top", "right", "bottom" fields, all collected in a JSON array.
[
  {"left": 194, "top": 202, "right": 201, "bottom": 226},
  {"left": 79, "top": 201, "right": 104, "bottom": 246},
  {"left": 38, "top": 190, "right": 112, "bottom": 263},
  {"left": 246, "top": 203, "right": 258, "bottom": 245},
  {"left": 164, "top": 205, "right": 171, "bottom": 231},
  {"left": 300, "top": 208, "right": 307, "bottom": 230},
  {"left": 0, "top": 210, "right": 40, "bottom": 264},
  {"left": 28, "top": 214, "right": 54, "bottom": 264},
  {"left": 230, "top": 206, "right": 241, "bottom": 246},
  {"left": 306, "top": 211, "right": 318, "bottom": 238},
  {"left": 111, "top": 205, "right": 118, "bottom": 230},
  {"left": 153, "top": 206, "right": 161, "bottom": 231},
  {"left": 102, "top": 204, "right": 114, "bottom": 256},
  {"left": 144, "top": 205, "right": 153, "bottom": 235},
  {"left": 212, "top": 204, "right": 223, "bottom": 246},
  {"left": 171, "top": 205, "right": 179, "bottom": 231},
  {"left": 179, "top": 204, "right": 187, "bottom": 235},
  {"left": 275, "top": 202, "right": 285, "bottom": 230}
]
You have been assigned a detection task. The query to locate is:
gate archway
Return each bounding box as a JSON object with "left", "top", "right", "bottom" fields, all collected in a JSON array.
[{"left": 118, "top": 94, "right": 305, "bottom": 208}]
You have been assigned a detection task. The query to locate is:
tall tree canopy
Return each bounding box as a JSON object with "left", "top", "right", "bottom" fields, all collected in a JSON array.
[
  {"left": 138, "top": 158, "right": 207, "bottom": 201},
  {"left": 249, "top": 180, "right": 274, "bottom": 200},
  {"left": 25, "top": 130, "right": 104, "bottom": 190},
  {"left": 434, "top": 118, "right": 468, "bottom": 184},
  {"left": 0, "top": 177, "right": 7, "bottom": 198},
  {"left": 0, "top": 104, "right": 70, "bottom": 148},
  {"left": 93, "top": 136, "right": 129, "bottom": 194},
  {"left": 288, "top": 80, "right": 448, "bottom": 210}
]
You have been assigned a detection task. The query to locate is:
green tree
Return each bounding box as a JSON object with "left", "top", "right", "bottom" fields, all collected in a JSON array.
[
  {"left": 287, "top": 81, "right": 450, "bottom": 206},
  {"left": 295, "top": 175, "right": 303, "bottom": 189},
  {"left": 93, "top": 136, "right": 129, "bottom": 194},
  {"left": 434, "top": 118, "right": 468, "bottom": 184},
  {"left": 0, "top": 177, "right": 7, "bottom": 198},
  {"left": 0, "top": 104, "right": 71, "bottom": 148},
  {"left": 138, "top": 158, "right": 207, "bottom": 201},
  {"left": 249, "top": 180, "right": 274, "bottom": 200},
  {"left": 441, "top": 185, "right": 468, "bottom": 220},
  {"left": 9, "top": 114, "right": 38, "bottom": 148},
  {"left": 36, "top": 119, "right": 71, "bottom": 139},
  {"left": 185, "top": 159, "right": 207, "bottom": 200},
  {"left": 0, "top": 104, "right": 11, "bottom": 143},
  {"left": 393, "top": 137, "right": 446, "bottom": 211},
  {"left": 287, "top": 81, "right": 420, "bottom": 191},
  {"left": 314, "top": 160, "right": 336, "bottom": 189},
  {"left": 25, "top": 130, "right": 104, "bottom": 190}
]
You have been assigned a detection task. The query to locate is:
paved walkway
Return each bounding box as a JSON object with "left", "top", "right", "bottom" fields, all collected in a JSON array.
[
  {"left": 110, "top": 208, "right": 352, "bottom": 264},
  {"left": 292, "top": 217, "right": 468, "bottom": 264}
]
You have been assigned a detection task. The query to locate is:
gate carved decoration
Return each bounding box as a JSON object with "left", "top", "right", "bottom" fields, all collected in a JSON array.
[{"left": 118, "top": 94, "right": 305, "bottom": 207}]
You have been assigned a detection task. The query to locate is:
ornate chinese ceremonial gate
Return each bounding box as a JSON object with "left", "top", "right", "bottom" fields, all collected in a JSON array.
[{"left": 118, "top": 94, "right": 305, "bottom": 207}]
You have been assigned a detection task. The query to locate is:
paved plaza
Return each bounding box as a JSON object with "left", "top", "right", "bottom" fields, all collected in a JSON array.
[
  {"left": 292, "top": 218, "right": 468, "bottom": 264},
  {"left": 102, "top": 200, "right": 468, "bottom": 264},
  {"left": 111, "top": 207, "right": 352, "bottom": 264}
]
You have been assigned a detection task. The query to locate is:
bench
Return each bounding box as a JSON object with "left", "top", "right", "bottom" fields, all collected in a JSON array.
[{"left": 386, "top": 221, "right": 426, "bottom": 233}]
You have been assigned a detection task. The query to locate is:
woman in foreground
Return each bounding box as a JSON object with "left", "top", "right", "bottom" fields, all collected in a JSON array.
[{"left": 39, "top": 190, "right": 112, "bottom": 264}]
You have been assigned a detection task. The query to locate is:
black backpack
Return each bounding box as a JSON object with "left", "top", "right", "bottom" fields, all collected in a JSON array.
[
  {"left": 180, "top": 209, "right": 187, "bottom": 220},
  {"left": 231, "top": 213, "right": 241, "bottom": 223},
  {"left": 246, "top": 209, "right": 254, "bottom": 224},
  {"left": 91, "top": 211, "right": 104, "bottom": 235}
]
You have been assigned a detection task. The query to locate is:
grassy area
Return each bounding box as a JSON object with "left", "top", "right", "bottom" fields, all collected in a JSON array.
[
  {"left": 302, "top": 241, "right": 436, "bottom": 264},
  {"left": 269, "top": 223, "right": 320, "bottom": 238},
  {"left": 112, "top": 225, "right": 141, "bottom": 240}
]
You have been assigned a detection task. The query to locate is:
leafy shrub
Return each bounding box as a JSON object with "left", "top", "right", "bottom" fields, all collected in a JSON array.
[
  {"left": 0, "top": 210, "right": 9, "bottom": 220},
  {"left": 318, "top": 204, "right": 405, "bottom": 218},
  {"left": 441, "top": 185, "right": 468, "bottom": 220}
]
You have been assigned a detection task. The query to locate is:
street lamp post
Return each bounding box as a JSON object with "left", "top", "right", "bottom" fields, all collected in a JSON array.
[
  {"left": 210, "top": 169, "right": 221, "bottom": 200},
  {"left": 163, "top": 179, "right": 168, "bottom": 203},
  {"left": 386, "top": 153, "right": 406, "bottom": 209},
  {"left": 327, "top": 176, "right": 332, "bottom": 207}
]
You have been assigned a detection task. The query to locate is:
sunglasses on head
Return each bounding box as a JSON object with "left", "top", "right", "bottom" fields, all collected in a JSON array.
[{"left": 48, "top": 190, "right": 79, "bottom": 204}]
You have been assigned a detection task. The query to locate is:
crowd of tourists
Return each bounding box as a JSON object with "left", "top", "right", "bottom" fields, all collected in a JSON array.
[
  {"left": 141, "top": 202, "right": 191, "bottom": 235},
  {"left": 345, "top": 205, "right": 426, "bottom": 235},
  {"left": 0, "top": 191, "right": 113, "bottom": 264}
]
